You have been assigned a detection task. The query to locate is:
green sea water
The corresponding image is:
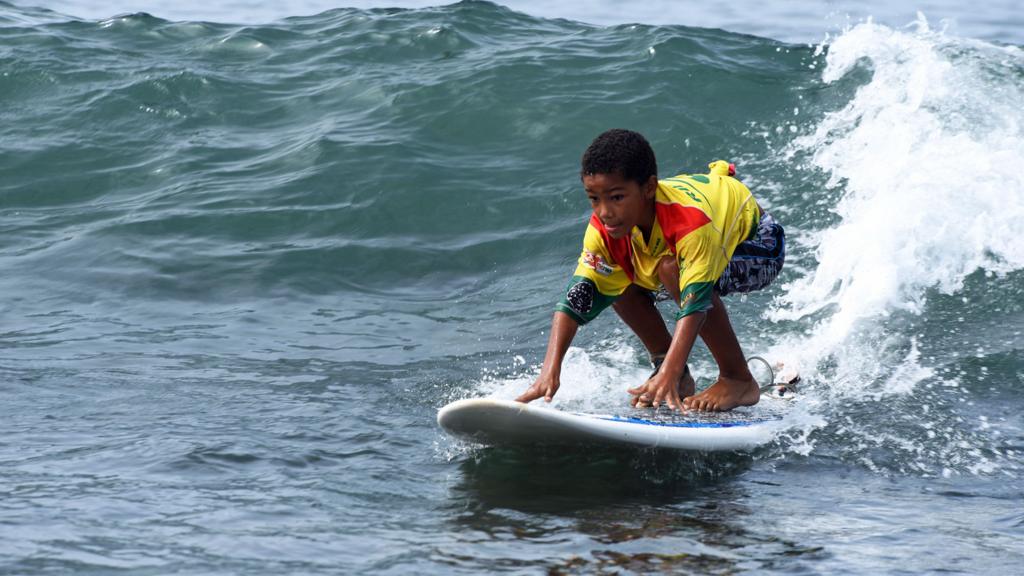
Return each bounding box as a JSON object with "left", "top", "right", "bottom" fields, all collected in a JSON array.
[{"left": 2, "top": 1, "right": 1023, "bottom": 573}]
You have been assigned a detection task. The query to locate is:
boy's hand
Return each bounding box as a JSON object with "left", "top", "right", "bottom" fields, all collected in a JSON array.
[
  {"left": 628, "top": 371, "right": 685, "bottom": 411},
  {"left": 515, "top": 373, "right": 560, "bottom": 403}
]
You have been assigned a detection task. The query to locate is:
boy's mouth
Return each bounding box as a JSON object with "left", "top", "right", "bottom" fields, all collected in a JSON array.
[{"left": 603, "top": 222, "right": 625, "bottom": 235}]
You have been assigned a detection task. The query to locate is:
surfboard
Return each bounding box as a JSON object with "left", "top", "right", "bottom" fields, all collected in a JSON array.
[{"left": 437, "top": 397, "right": 790, "bottom": 452}]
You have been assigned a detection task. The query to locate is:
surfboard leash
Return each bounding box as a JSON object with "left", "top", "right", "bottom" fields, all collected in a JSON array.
[{"left": 747, "top": 355, "right": 800, "bottom": 399}]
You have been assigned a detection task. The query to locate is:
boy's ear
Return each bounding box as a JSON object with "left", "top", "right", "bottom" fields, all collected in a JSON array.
[{"left": 644, "top": 175, "right": 658, "bottom": 198}]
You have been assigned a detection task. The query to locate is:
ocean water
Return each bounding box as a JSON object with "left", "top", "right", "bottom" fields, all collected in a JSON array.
[
  {"left": 1, "top": 1, "right": 1022, "bottom": 573},
  {"left": 26, "top": 0, "right": 1024, "bottom": 44}
]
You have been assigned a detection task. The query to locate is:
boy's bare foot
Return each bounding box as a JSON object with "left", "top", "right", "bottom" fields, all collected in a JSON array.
[{"left": 683, "top": 375, "right": 760, "bottom": 412}]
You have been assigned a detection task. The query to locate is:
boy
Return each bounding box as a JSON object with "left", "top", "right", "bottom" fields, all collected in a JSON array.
[{"left": 515, "top": 129, "right": 785, "bottom": 411}]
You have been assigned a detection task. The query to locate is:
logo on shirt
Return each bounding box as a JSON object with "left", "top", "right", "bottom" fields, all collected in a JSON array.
[{"left": 582, "top": 251, "right": 615, "bottom": 276}]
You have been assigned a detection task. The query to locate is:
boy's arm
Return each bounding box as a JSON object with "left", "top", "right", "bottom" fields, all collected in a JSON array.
[
  {"left": 629, "top": 228, "right": 716, "bottom": 410},
  {"left": 516, "top": 311, "right": 578, "bottom": 403},
  {"left": 627, "top": 311, "right": 706, "bottom": 410},
  {"left": 518, "top": 222, "right": 629, "bottom": 403}
]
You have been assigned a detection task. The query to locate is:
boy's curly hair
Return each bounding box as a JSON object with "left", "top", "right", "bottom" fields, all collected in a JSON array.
[{"left": 580, "top": 129, "right": 658, "bottom": 185}]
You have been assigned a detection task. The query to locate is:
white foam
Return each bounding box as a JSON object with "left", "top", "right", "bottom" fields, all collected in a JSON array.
[
  {"left": 769, "top": 17, "right": 1024, "bottom": 394},
  {"left": 477, "top": 337, "right": 650, "bottom": 413}
]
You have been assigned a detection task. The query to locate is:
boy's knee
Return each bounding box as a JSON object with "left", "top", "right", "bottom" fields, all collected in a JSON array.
[{"left": 657, "top": 256, "right": 679, "bottom": 287}]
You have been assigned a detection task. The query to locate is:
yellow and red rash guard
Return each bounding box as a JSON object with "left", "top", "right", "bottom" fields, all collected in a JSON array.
[{"left": 556, "top": 161, "right": 761, "bottom": 323}]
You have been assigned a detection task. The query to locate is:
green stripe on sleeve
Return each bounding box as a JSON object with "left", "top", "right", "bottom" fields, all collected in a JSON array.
[{"left": 675, "top": 282, "right": 714, "bottom": 319}]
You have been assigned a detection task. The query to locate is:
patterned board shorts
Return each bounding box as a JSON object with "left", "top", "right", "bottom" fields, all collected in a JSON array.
[
  {"left": 715, "top": 211, "right": 785, "bottom": 296},
  {"left": 653, "top": 211, "right": 785, "bottom": 301}
]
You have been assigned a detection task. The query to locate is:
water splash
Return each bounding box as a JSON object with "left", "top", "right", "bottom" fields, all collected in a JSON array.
[
  {"left": 474, "top": 335, "right": 649, "bottom": 413},
  {"left": 772, "top": 16, "right": 1024, "bottom": 390},
  {"left": 762, "top": 18, "right": 1024, "bottom": 476}
]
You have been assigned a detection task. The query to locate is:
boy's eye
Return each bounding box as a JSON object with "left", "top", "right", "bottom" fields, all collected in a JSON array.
[{"left": 611, "top": 194, "right": 625, "bottom": 201}]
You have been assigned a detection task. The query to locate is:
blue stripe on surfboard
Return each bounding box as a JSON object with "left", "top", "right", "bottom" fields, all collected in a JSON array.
[{"left": 591, "top": 415, "right": 779, "bottom": 428}]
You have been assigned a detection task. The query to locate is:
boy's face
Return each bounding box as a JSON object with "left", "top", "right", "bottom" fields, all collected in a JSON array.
[{"left": 583, "top": 172, "right": 657, "bottom": 239}]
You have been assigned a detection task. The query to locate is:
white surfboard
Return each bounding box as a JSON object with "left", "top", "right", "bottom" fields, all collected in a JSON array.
[{"left": 437, "top": 397, "right": 790, "bottom": 452}]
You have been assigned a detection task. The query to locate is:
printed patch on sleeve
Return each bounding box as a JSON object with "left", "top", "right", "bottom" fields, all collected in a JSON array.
[
  {"left": 582, "top": 251, "right": 615, "bottom": 276},
  {"left": 566, "top": 279, "right": 595, "bottom": 315}
]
